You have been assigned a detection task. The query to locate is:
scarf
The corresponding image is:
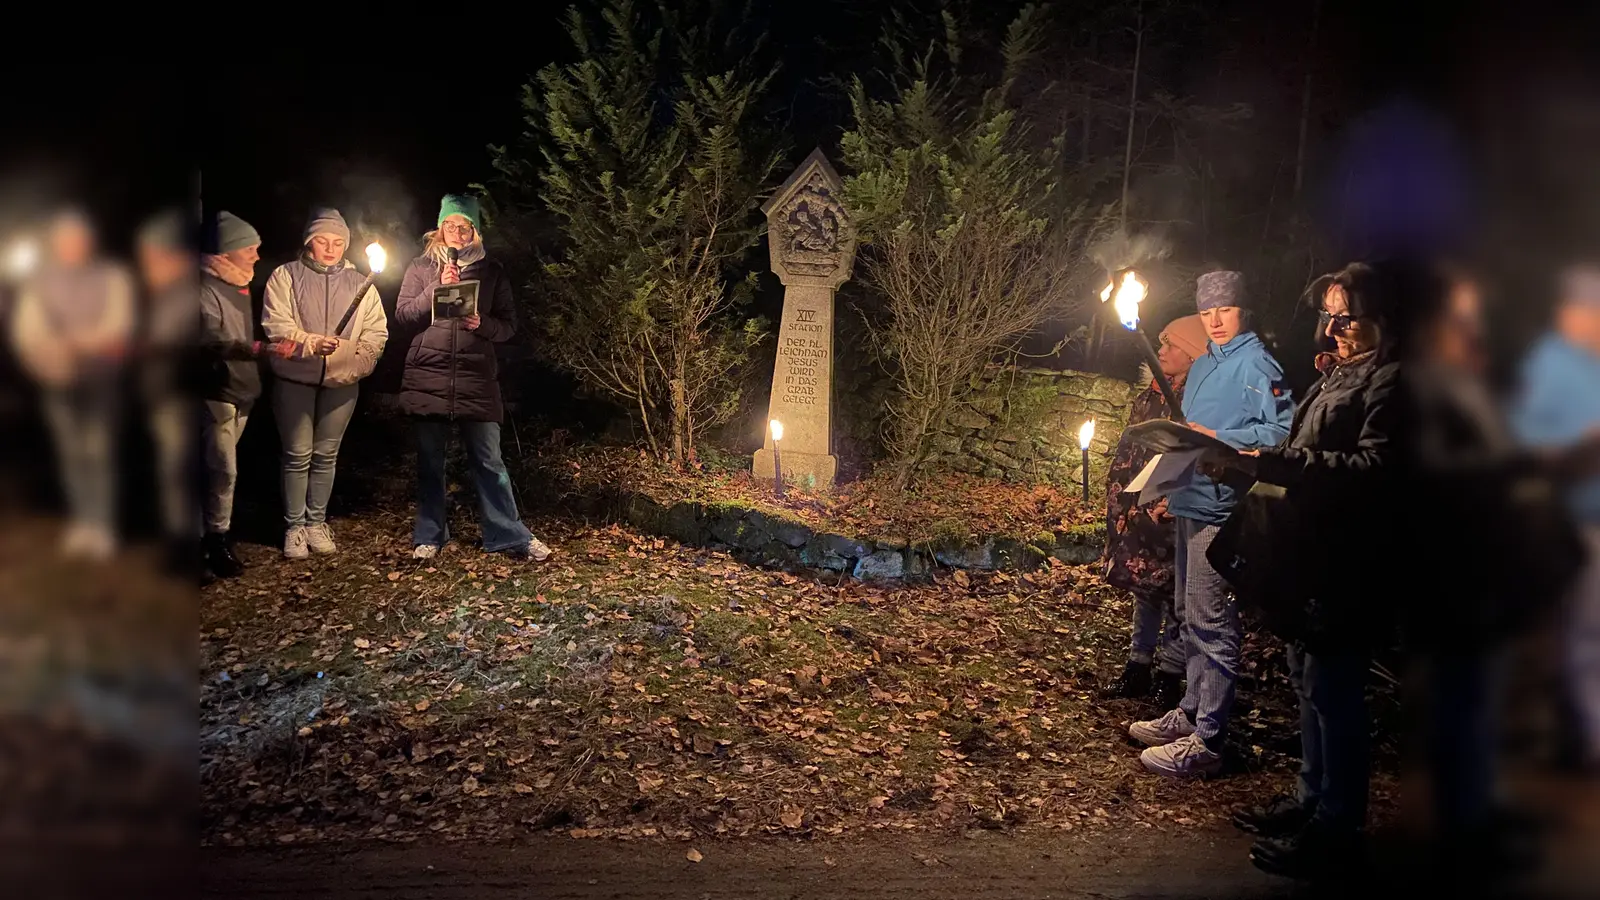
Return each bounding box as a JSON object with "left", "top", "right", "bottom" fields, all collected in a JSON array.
[{"left": 202, "top": 254, "right": 253, "bottom": 286}]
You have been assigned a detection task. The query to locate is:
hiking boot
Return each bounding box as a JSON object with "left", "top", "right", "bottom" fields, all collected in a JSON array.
[
  {"left": 1233, "top": 794, "right": 1314, "bottom": 838},
  {"left": 1250, "top": 821, "right": 1365, "bottom": 881},
  {"left": 1139, "top": 733, "right": 1223, "bottom": 778},
  {"left": 204, "top": 531, "right": 244, "bottom": 577},
  {"left": 1128, "top": 708, "right": 1195, "bottom": 747},
  {"left": 283, "top": 525, "right": 309, "bottom": 560},
  {"left": 1101, "top": 661, "right": 1153, "bottom": 699},
  {"left": 412, "top": 544, "right": 439, "bottom": 560},
  {"left": 1151, "top": 670, "right": 1184, "bottom": 713},
  {"left": 305, "top": 522, "right": 336, "bottom": 554}
]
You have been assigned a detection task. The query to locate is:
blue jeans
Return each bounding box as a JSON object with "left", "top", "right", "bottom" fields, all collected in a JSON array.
[
  {"left": 1288, "top": 643, "right": 1370, "bottom": 830},
  {"left": 413, "top": 419, "right": 531, "bottom": 553},
  {"left": 1429, "top": 651, "right": 1501, "bottom": 832},
  {"left": 1131, "top": 588, "right": 1185, "bottom": 675},
  {"left": 1175, "top": 518, "right": 1240, "bottom": 746}
]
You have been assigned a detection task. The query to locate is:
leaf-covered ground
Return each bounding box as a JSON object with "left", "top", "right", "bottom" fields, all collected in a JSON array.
[
  {"left": 561, "top": 445, "right": 1100, "bottom": 544},
  {"left": 200, "top": 507, "right": 1392, "bottom": 847}
]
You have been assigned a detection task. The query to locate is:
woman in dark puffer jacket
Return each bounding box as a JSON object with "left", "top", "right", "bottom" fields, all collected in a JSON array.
[{"left": 394, "top": 193, "right": 551, "bottom": 562}]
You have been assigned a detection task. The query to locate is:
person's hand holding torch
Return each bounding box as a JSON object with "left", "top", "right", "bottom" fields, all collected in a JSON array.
[
  {"left": 331, "top": 242, "right": 387, "bottom": 340},
  {"left": 1099, "top": 269, "right": 1187, "bottom": 425}
]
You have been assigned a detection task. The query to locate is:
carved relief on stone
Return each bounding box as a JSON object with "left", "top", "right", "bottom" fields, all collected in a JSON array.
[{"left": 774, "top": 172, "right": 851, "bottom": 277}]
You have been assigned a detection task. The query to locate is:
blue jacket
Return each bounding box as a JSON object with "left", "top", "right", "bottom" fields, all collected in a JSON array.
[
  {"left": 1509, "top": 333, "right": 1600, "bottom": 525},
  {"left": 1167, "top": 331, "right": 1295, "bottom": 524}
]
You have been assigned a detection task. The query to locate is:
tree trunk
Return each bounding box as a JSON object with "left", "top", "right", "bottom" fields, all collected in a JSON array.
[
  {"left": 1293, "top": 0, "right": 1321, "bottom": 205},
  {"left": 1119, "top": 1, "right": 1143, "bottom": 232},
  {"left": 670, "top": 374, "right": 689, "bottom": 465}
]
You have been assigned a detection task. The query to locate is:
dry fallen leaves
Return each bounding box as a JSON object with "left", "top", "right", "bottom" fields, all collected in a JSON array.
[{"left": 686, "top": 848, "right": 703, "bottom": 863}]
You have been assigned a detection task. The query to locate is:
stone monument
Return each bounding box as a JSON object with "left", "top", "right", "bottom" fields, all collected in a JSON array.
[{"left": 752, "top": 149, "right": 857, "bottom": 490}]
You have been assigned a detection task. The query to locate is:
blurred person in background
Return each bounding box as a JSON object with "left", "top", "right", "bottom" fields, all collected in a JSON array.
[
  {"left": 1209, "top": 261, "right": 1409, "bottom": 879},
  {"left": 1100, "top": 314, "right": 1206, "bottom": 712},
  {"left": 1129, "top": 270, "right": 1295, "bottom": 780},
  {"left": 262, "top": 207, "right": 388, "bottom": 560},
  {"left": 395, "top": 194, "right": 550, "bottom": 563},
  {"left": 1400, "top": 266, "right": 1597, "bottom": 881},
  {"left": 135, "top": 210, "right": 200, "bottom": 573},
  {"left": 201, "top": 211, "right": 291, "bottom": 579},
  {"left": 6, "top": 209, "right": 135, "bottom": 560},
  {"left": 1510, "top": 265, "right": 1600, "bottom": 775}
]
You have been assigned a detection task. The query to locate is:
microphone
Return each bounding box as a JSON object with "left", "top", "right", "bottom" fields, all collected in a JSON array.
[{"left": 447, "top": 247, "right": 459, "bottom": 269}]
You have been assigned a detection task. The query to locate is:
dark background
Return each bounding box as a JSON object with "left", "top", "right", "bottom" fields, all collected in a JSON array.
[{"left": 0, "top": 0, "right": 1597, "bottom": 532}]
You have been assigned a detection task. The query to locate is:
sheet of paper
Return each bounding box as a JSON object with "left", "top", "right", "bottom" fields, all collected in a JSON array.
[{"left": 1122, "top": 449, "right": 1205, "bottom": 506}]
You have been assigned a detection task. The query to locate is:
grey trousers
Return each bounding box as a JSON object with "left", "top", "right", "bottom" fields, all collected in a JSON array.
[
  {"left": 272, "top": 380, "right": 359, "bottom": 528},
  {"left": 202, "top": 399, "right": 251, "bottom": 535},
  {"left": 147, "top": 394, "right": 193, "bottom": 537},
  {"left": 42, "top": 385, "right": 119, "bottom": 534}
]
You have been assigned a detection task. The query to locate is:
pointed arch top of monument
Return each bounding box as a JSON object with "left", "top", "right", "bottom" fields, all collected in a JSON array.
[{"left": 762, "top": 148, "right": 845, "bottom": 217}]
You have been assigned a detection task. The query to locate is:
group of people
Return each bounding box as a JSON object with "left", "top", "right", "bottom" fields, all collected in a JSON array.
[
  {"left": 8, "top": 194, "right": 553, "bottom": 575},
  {"left": 1099, "top": 263, "right": 1600, "bottom": 880}
]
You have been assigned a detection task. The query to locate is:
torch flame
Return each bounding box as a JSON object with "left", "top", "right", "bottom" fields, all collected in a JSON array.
[
  {"left": 366, "top": 242, "right": 387, "bottom": 274},
  {"left": 770, "top": 419, "right": 784, "bottom": 442},
  {"left": 7, "top": 239, "right": 38, "bottom": 279},
  {"left": 1100, "top": 271, "right": 1147, "bottom": 330},
  {"left": 1078, "top": 418, "right": 1096, "bottom": 450}
]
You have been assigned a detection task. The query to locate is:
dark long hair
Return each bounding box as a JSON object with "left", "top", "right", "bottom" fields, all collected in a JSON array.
[{"left": 1304, "top": 258, "right": 1449, "bottom": 363}]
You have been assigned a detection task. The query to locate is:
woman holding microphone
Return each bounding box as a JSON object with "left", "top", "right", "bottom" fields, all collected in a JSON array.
[{"left": 394, "top": 194, "right": 550, "bottom": 562}]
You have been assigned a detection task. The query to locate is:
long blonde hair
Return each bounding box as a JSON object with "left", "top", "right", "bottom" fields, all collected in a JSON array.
[{"left": 421, "top": 229, "right": 484, "bottom": 267}]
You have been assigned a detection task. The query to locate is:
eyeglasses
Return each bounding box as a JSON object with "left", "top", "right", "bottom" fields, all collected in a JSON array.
[{"left": 442, "top": 221, "right": 476, "bottom": 235}]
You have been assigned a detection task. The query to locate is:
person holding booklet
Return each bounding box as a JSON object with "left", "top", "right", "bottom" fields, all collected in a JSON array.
[
  {"left": 394, "top": 194, "right": 552, "bottom": 563},
  {"left": 1127, "top": 270, "right": 1294, "bottom": 779},
  {"left": 1199, "top": 261, "right": 1411, "bottom": 878}
]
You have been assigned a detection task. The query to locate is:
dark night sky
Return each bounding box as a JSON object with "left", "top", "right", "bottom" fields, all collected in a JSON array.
[{"left": 2, "top": 1, "right": 1593, "bottom": 270}]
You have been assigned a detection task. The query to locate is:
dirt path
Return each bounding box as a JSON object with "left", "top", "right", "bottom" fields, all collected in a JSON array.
[
  {"left": 200, "top": 827, "right": 1289, "bottom": 900},
  {"left": 198, "top": 814, "right": 1600, "bottom": 900}
]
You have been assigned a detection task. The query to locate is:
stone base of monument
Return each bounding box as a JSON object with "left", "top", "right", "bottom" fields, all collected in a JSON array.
[
  {"left": 752, "top": 448, "right": 838, "bottom": 493},
  {"left": 598, "top": 488, "right": 1106, "bottom": 583}
]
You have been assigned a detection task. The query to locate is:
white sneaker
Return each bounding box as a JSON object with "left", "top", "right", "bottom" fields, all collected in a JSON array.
[
  {"left": 412, "top": 544, "right": 439, "bottom": 560},
  {"left": 1139, "top": 732, "right": 1223, "bottom": 779},
  {"left": 59, "top": 524, "right": 92, "bottom": 558},
  {"left": 525, "top": 537, "right": 552, "bottom": 561},
  {"left": 1128, "top": 708, "right": 1196, "bottom": 747},
  {"left": 283, "top": 525, "right": 309, "bottom": 560},
  {"left": 305, "top": 523, "right": 336, "bottom": 554}
]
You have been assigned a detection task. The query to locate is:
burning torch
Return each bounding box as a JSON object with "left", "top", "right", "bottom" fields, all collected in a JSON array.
[
  {"left": 332, "top": 242, "right": 388, "bottom": 336},
  {"left": 1099, "top": 269, "right": 1186, "bottom": 424}
]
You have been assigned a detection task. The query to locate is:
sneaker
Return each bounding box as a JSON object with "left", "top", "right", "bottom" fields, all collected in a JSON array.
[
  {"left": 305, "top": 523, "right": 336, "bottom": 554},
  {"left": 59, "top": 523, "right": 92, "bottom": 558},
  {"left": 1233, "top": 794, "right": 1314, "bottom": 838},
  {"left": 82, "top": 526, "right": 117, "bottom": 562},
  {"left": 1128, "top": 708, "right": 1195, "bottom": 747},
  {"left": 1100, "top": 660, "right": 1153, "bottom": 700},
  {"left": 522, "top": 537, "right": 553, "bottom": 561},
  {"left": 1139, "top": 732, "right": 1223, "bottom": 778},
  {"left": 283, "top": 525, "right": 309, "bottom": 560},
  {"left": 412, "top": 544, "right": 439, "bottom": 560}
]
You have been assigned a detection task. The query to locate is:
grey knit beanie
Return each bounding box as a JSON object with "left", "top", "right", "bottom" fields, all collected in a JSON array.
[
  {"left": 303, "top": 207, "right": 350, "bottom": 244},
  {"left": 138, "top": 209, "right": 189, "bottom": 250},
  {"left": 215, "top": 211, "right": 261, "bottom": 253}
]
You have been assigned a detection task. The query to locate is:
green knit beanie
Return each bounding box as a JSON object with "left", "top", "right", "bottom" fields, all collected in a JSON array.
[{"left": 437, "top": 194, "right": 481, "bottom": 231}]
